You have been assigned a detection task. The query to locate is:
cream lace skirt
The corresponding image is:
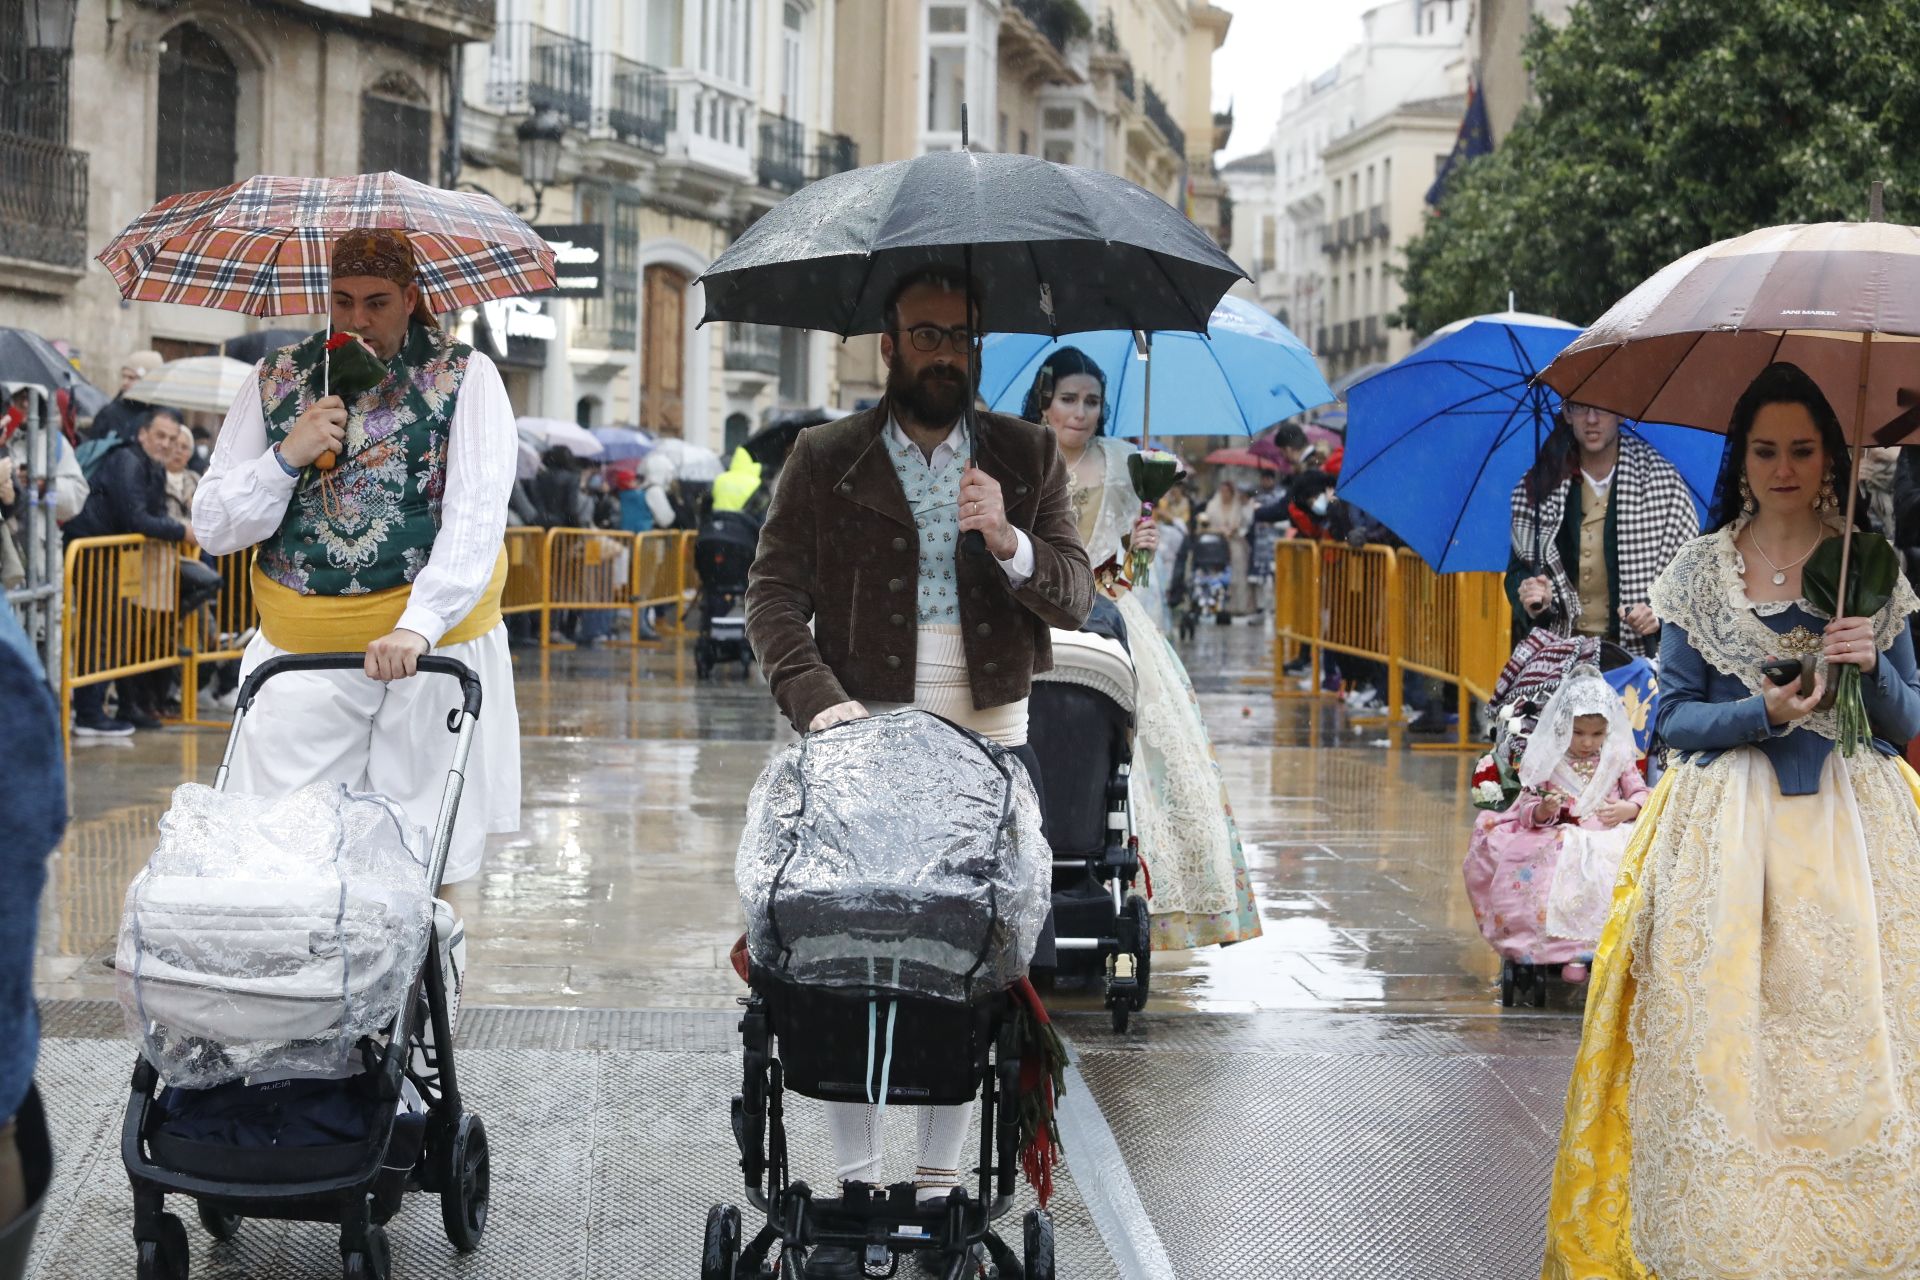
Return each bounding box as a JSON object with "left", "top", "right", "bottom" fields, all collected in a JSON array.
[{"left": 1620, "top": 749, "right": 1920, "bottom": 1277}]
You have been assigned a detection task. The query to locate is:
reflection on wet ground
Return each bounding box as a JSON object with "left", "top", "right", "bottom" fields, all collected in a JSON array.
[{"left": 40, "top": 621, "right": 1577, "bottom": 1019}]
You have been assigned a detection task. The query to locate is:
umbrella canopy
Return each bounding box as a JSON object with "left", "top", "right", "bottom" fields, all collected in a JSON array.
[
  {"left": 97, "top": 171, "right": 556, "bottom": 317},
  {"left": 696, "top": 150, "right": 1245, "bottom": 336},
  {"left": 123, "top": 355, "right": 256, "bottom": 415},
  {"left": 744, "top": 408, "right": 848, "bottom": 469},
  {"left": 0, "top": 328, "right": 109, "bottom": 418},
  {"left": 1249, "top": 423, "right": 1344, "bottom": 473},
  {"left": 654, "top": 437, "right": 723, "bottom": 483},
  {"left": 517, "top": 439, "right": 541, "bottom": 482},
  {"left": 1203, "top": 447, "right": 1281, "bottom": 471},
  {"left": 589, "top": 425, "right": 655, "bottom": 463},
  {"left": 977, "top": 296, "right": 1334, "bottom": 437},
  {"left": 1540, "top": 221, "right": 1920, "bottom": 443},
  {"left": 1339, "top": 313, "right": 1722, "bottom": 574},
  {"left": 517, "top": 417, "right": 604, "bottom": 459}
]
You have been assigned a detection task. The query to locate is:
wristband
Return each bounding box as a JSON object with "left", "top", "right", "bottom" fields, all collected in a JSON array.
[{"left": 270, "top": 443, "right": 299, "bottom": 477}]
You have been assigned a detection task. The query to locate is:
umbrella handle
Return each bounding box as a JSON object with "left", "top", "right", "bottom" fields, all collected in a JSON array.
[{"left": 961, "top": 243, "right": 990, "bottom": 562}]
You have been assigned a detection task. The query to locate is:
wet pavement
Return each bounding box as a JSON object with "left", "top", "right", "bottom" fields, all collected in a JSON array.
[{"left": 29, "top": 620, "right": 1585, "bottom": 1277}]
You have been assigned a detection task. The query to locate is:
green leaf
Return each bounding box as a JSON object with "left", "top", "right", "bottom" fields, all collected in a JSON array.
[
  {"left": 1127, "top": 451, "right": 1185, "bottom": 506},
  {"left": 1804, "top": 531, "right": 1899, "bottom": 618}
]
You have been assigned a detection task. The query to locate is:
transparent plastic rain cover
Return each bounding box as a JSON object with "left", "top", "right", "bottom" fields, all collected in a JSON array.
[
  {"left": 738, "top": 711, "right": 1049, "bottom": 1003},
  {"left": 116, "top": 781, "right": 433, "bottom": 1088}
]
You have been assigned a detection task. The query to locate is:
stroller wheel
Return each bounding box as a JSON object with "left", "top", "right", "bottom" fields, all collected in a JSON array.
[
  {"left": 439, "top": 1112, "right": 491, "bottom": 1252},
  {"left": 1127, "top": 895, "right": 1153, "bottom": 1010},
  {"left": 136, "top": 1213, "right": 189, "bottom": 1280},
  {"left": 1499, "top": 960, "right": 1516, "bottom": 1007},
  {"left": 195, "top": 1199, "right": 241, "bottom": 1242},
  {"left": 1023, "top": 1208, "right": 1056, "bottom": 1280},
  {"left": 341, "top": 1226, "right": 390, "bottom": 1280},
  {"left": 701, "top": 1204, "right": 742, "bottom": 1280}
]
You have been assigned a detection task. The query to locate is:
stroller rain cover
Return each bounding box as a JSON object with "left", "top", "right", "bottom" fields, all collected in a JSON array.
[
  {"left": 738, "top": 711, "right": 1049, "bottom": 1004},
  {"left": 116, "top": 781, "right": 434, "bottom": 1089}
]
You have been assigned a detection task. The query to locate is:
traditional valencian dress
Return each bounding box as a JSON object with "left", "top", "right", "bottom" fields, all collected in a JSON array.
[
  {"left": 193, "top": 318, "right": 520, "bottom": 885},
  {"left": 1069, "top": 436, "right": 1261, "bottom": 949},
  {"left": 1543, "top": 521, "right": 1920, "bottom": 1279}
]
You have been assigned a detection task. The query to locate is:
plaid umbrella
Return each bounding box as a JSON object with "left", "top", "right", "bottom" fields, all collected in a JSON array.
[{"left": 97, "top": 171, "right": 555, "bottom": 316}]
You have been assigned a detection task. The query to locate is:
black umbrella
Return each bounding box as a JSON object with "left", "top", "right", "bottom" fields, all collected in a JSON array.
[
  {"left": 743, "top": 409, "right": 841, "bottom": 470},
  {"left": 0, "top": 328, "right": 109, "bottom": 418},
  {"left": 698, "top": 149, "right": 1243, "bottom": 337}
]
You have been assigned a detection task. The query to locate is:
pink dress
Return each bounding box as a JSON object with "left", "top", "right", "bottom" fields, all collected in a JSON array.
[{"left": 1462, "top": 762, "right": 1650, "bottom": 964}]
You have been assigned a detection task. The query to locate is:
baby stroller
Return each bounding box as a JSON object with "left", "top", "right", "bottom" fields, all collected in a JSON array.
[
  {"left": 710, "top": 713, "right": 1057, "bottom": 1280},
  {"left": 1027, "top": 599, "right": 1152, "bottom": 1031},
  {"left": 694, "top": 510, "right": 760, "bottom": 679},
  {"left": 118, "top": 655, "right": 490, "bottom": 1280},
  {"left": 1180, "top": 532, "right": 1232, "bottom": 641}
]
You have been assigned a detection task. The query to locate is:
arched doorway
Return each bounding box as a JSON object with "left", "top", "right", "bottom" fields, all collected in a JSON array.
[
  {"left": 575, "top": 395, "right": 602, "bottom": 429},
  {"left": 724, "top": 412, "right": 750, "bottom": 457},
  {"left": 641, "top": 264, "right": 689, "bottom": 436},
  {"left": 155, "top": 24, "right": 238, "bottom": 199}
]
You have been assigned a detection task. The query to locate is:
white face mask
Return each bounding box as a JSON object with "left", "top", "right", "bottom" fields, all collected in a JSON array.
[{"left": 1310, "top": 493, "right": 1332, "bottom": 516}]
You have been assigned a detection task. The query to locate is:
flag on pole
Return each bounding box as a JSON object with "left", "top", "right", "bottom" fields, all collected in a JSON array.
[{"left": 1425, "top": 80, "right": 1493, "bottom": 207}]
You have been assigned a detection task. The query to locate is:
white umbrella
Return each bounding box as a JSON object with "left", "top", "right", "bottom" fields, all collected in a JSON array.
[
  {"left": 123, "top": 355, "right": 256, "bottom": 415},
  {"left": 516, "top": 416, "right": 604, "bottom": 458},
  {"left": 655, "top": 437, "right": 723, "bottom": 482},
  {"left": 516, "top": 439, "right": 541, "bottom": 481}
]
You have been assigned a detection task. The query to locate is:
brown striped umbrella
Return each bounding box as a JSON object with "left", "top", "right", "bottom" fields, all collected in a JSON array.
[{"left": 1540, "top": 206, "right": 1920, "bottom": 586}]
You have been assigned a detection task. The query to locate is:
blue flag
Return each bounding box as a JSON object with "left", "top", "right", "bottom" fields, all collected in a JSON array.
[{"left": 1425, "top": 81, "right": 1493, "bottom": 207}]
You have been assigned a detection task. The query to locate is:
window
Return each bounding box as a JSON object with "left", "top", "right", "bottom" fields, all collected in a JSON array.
[
  {"left": 778, "top": 328, "right": 808, "bottom": 405},
  {"left": 1043, "top": 106, "right": 1075, "bottom": 131},
  {"left": 1018, "top": 130, "right": 1029, "bottom": 155},
  {"left": 781, "top": 3, "right": 805, "bottom": 119},
  {"left": 929, "top": 47, "right": 967, "bottom": 134},
  {"left": 700, "top": 0, "right": 754, "bottom": 86},
  {"left": 1043, "top": 140, "right": 1073, "bottom": 164},
  {"left": 924, "top": 0, "right": 994, "bottom": 151},
  {"left": 361, "top": 78, "right": 433, "bottom": 182},
  {"left": 930, "top": 4, "right": 967, "bottom": 33},
  {"left": 575, "top": 396, "right": 601, "bottom": 429},
  {"left": 1364, "top": 164, "right": 1374, "bottom": 206},
  {"left": 155, "top": 24, "right": 238, "bottom": 199}
]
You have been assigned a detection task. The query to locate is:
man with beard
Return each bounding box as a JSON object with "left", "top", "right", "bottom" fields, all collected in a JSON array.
[{"left": 746, "top": 265, "right": 1092, "bottom": 1280}]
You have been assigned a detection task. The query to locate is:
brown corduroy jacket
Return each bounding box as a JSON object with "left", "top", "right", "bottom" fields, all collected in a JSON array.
[{"left": 746, "top": 404, "right": 1094, "bottom": 732}]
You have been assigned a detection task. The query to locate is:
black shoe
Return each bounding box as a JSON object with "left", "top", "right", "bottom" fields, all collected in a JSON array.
[
  {"left": 803, "top": 1245, "right": 864, "bottom": 1279},
  {"left": 123, "top": 707, "right": 166, "bottom": 731},
  {"left": 914, "top": 1243, "right": 985, "bottom": 1277}
]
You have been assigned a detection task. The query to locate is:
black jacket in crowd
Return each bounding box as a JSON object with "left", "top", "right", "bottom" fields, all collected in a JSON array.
[{"left": 64, "top": 443, "right": 184, "bottom": 543}]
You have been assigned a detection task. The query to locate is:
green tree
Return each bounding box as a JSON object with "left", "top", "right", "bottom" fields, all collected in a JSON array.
[{"left": 1395, "top": 0, "right": 1920, "bottom": 334}]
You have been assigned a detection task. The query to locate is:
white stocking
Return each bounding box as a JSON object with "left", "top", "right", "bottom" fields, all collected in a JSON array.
[
  {"left": 824, "top": 1100, "right": 885, "bottom": 1185},
  {"left": 913, "top": 1102, "right": 976, "bottom": 1202},
  {"left": 822, "top": 1101, "right": 978, "bottom": 1197}
]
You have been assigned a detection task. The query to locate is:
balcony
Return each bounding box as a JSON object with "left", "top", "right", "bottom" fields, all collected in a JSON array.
[
  {"left": 724, "top": 323, "right": 783, "bottom": 378},
  {"left": 1320, "top": 223, "right": 1337, "bottom": 253},
  {"left": 488, "top": 23, "right": 592, "bottom": 126},
  {"left": 812, "top": 132, "right": 858, "bottom": 183},
  {"left": 0, "top": 134, "right": 89, "bottom": 281},
  {"left": 592, "top": 53, "right": 670, "bottom": 151},
  {"left": 1114, "top": 61, "right": 1136, "bottom": 103},
  {"left": 1010, "top": 0, "right": 1091, "bottom": 53},
  {"left": 758, "top": 112, "right": 808, "bottom": 193},
  {"left": 1365, "top": 315, "right": 1382, "bottom": 350},
  {"left": 1327, "top": 327, "right": 1346, "bottom": 356},
  {"left": 370, "top": 0, "right": 495, "bottom": 46},
  {"left": 1142, "top": 82, "right": 1186, "bottom": 156},
  {"left": 1369, "top": 204, "right": 1389, "bottom": 242},
  {"left": 661, "top": 70, "right": 754, "bottom": 182},
  {"left": 1316, "top": 325, "right": 1329, "bottom": 353},
  {"left": 1347, "top": 319, "right": 1361, "bottom": 350}
]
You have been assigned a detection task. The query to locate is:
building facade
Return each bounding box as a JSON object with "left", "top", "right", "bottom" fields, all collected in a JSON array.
[
  {"left": 458, "top": 0, "right": 853, "bottom": 453},
  {"left": 1223, "top": 0, "right": 1467, "bottom": 379},
  {"left": 0, "top": 0, "right": 487, "bottom": 391},
  {"left": 830, "top": 0, "right": 1231, "bottom": 408}
]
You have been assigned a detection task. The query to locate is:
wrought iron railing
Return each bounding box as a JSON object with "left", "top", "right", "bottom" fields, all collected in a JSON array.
[
  {"left": 758, "top": 112, "right": 807, "bottom": 193},
  {"left": 1369, "top": 205, "right": 1389, "bottom": 242},
  {"left": 1011, "top": 0, "right": 1091, "bottom": 52},
  {"left": 0, "top": 133, "right": 88, "bottom": 270},
  {"left": 1115, "top": 62, "right": 1136, "bottom": 103},
  {"left": 812, "top": 131, "right": 858, "bottom": 182},
  {"left": 1143, "top": 81, "right": 1185, "bottom": 155},
  {"left": 488, "top": 22, "right": 591, "bottom": 126},
  {"left": 724, "top": 323, "right": 783, "bottom": 377},
  {"left": 1096, "top": 11, "right": 1120, "bottom": 52},
  {"left": 0, "top": 46, "right": 70, "bottom": 144},
  {"left": 596, "top": 53, "right": 670, "bottom": 150}
]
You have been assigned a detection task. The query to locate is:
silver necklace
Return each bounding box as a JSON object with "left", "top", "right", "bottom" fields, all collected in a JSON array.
[{"left": 1748, "top": 526, "right": 1820, "bottom": 587}]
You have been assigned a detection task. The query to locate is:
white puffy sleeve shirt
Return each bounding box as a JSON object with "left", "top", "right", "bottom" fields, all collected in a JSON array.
[{"left": 192, "top": 350, "right": 518, "bottom": 647}]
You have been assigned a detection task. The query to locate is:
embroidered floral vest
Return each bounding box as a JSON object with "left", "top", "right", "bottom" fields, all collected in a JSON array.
[{"left": 257, "top": 322, "right": 470, "bottom": 596}]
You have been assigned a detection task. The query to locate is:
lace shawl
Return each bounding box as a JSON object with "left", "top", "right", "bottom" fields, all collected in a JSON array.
[
  {"left": 1072, "top": 437, "right": 1146, "bottom": 570},
  {"left": 1647, "top": 523, "right": 1920, "bottom": 743}
]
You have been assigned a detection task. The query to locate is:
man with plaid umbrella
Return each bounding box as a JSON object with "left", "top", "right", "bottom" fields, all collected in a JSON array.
[{"left": 192, "top": 229, "right": 522, "bottom": 1012}]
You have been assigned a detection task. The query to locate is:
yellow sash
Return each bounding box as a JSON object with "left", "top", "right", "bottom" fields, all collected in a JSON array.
[{"left": 251, "top": 548, "right": 508, "bottom": 653}]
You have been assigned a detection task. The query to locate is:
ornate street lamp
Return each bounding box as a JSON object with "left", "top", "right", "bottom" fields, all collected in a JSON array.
[
  {"left": 22, "top": 0, "right": 79, "bottom": 52},
  {"left": 514, "top": 109, "right": 568, "bottom": 221}
]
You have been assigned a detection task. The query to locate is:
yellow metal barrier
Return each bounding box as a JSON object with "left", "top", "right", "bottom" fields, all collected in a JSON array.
[
  {"left": 61, "top": 535, "right": 188, "bottom": 748},
  {"left": 540, "top": 527, "right": 639, "bottom": 648},
  {"left": 502, "top": 526, "right": 546, "bottom": 616},
  {"left": 672, "top": 528, "right": 698, "bottom": 636},
  {"left": 629, "top": 530, "right": 687, "bottom": 644},
  {"left": 1272, "top": 540, "right": 1513, "bottom": 749}
]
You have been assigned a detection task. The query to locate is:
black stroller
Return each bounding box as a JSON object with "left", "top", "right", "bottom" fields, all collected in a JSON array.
[
  {"left": 694, "top": 510, "right": 760, "bottom": 679},
  {"left": 709, "top": 714, "right": 1056, "bottom": 1279},
  {"left": 1027, "top": 600, "right": 1152, "bottom": 1031},
  {"left": 1180, "top": 532, "right": 1232, "bottom": 641},
  {"left": 120, "top": 655, "right": 490, "bottom": 1280}
]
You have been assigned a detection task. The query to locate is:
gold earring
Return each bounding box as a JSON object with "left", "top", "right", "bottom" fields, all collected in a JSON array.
[
  {"left": 1739, "top": 472, "right": 1756, "bottom": 514},
  {"left": 1819, "top": 476, "right": 1838, "bottom": 511}
]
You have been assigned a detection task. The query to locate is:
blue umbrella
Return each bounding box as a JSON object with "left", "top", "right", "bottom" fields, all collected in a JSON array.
[
  {"left": 589, "top": 425, "right": 655, "bottom": 463},
  {"left": 1338, "top": 312, "right": 1722, "bottom": 574},
  {"left": 977, "top": 295, "right": 1335, "bottom": 439}
]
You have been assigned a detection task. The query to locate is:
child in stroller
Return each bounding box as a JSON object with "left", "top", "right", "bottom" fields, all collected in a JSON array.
[
  {"left": 714, "top": 712, "right": 1059, "bottom": 1280},
  {"left": 117, "top": 656, "right": 491, "bottom": 1280},
  {"left": 695, "top": 510, "right": 760, "bottom": 679},
  {"left": 1179, "top": 532, "right": 1232, "bottom": 641},
  {"left": 1464, "top": 665, "right": 1649, "bottom": 1006}
]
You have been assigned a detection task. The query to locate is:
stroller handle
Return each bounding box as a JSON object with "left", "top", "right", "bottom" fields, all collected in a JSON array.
[{"left": 235, "top": 653, "right": 484, "bottom": 721}]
